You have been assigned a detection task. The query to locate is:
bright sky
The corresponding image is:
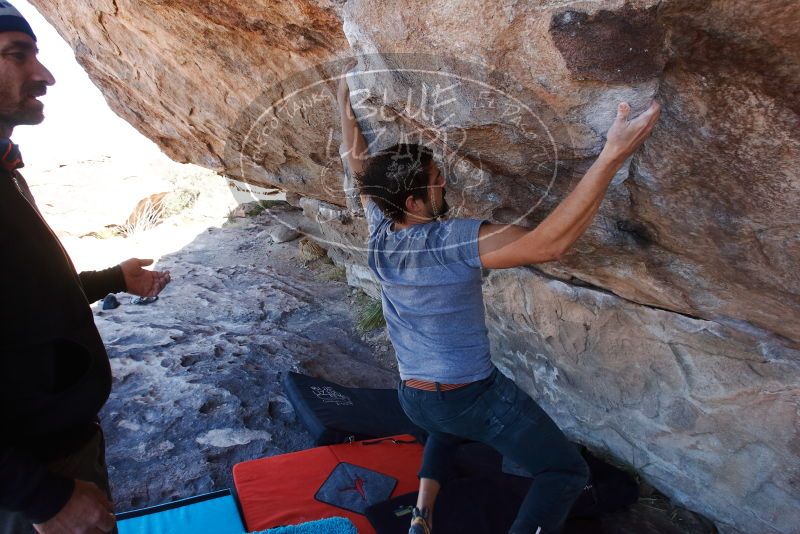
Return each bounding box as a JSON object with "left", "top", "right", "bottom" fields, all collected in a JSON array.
[{"left": 13, "top": 1, "right": 165, "bottom": 168}]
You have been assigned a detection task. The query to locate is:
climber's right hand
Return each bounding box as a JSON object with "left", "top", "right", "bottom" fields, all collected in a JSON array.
[{"left": 601, "top": 100, "right": 661, "bottom": 163}]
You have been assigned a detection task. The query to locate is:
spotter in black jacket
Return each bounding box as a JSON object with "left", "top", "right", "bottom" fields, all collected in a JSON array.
[{"left": 0, "top": 168, "right": 126, "bottom": 523}]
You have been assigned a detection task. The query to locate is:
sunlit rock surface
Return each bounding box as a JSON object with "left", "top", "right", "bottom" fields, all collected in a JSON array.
[{"left": 32, "top": 1, "right": 800, "bottom": 532}]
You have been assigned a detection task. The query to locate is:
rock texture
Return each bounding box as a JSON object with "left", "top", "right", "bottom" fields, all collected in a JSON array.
[
  {"left": 30, "top": 1, "right": 800, "bottom": 532},
  {"left": 483, "top": 269, "right": 800, "bottom": 534},
  {"left": 95, "top": 208, "right": 398, "bottom": 509}
]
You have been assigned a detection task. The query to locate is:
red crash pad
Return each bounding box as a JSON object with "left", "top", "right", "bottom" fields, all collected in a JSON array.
[{"left": 233, "top": 435, "right": 423, "bottom": 533}]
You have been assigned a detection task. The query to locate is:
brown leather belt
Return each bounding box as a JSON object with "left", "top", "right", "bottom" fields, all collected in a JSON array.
[{"left": 404, "top": 379, "right": 470, "bottom": 391}]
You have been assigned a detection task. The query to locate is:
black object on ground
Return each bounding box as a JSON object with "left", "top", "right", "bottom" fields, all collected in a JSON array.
[
  {"left": 130, "top": 295, "right": 158, "bottom": 305},
  {"left": 282, "top": 371, "right": 425, "bottom": 445},
  {"left": 102, "top": 293, "right": 120, "bottom": 310}
]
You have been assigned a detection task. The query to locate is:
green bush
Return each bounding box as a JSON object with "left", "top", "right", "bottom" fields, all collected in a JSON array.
[
  {"left": 357, "top": 296, "right": 386, "bottom": 332},
  {"left": 246, "top": 199, "right": 289, "bottom": 217}
]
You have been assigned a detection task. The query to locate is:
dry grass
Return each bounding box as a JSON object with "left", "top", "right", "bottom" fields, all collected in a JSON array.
[
  {"left": 81, "top": 225, "right": 119, "bottom": 240},
  {"left": 356, "top": 292, "right": 386, "bottom": 332},
  {"left": 116, "top": 189, "right": 199, "bottom": 238},
  {"left": 118, "top": 198, "right": 165, "bottom": 238},
  {"left": 317, "top": 265, "right": 347, "bottom": 282},
  {"left": 246, "top": 199, "right": 289, "bottom": 217},
  {"left": 298, "top": 237, "right": 327, "bottom": 262},
  {"left": 160, "top": 189, "right": 199, "bottom": 217}
]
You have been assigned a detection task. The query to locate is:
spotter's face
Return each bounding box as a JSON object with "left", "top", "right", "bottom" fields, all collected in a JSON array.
[{"left": 0, "top": 32, "right": 54, "bottom": 129}]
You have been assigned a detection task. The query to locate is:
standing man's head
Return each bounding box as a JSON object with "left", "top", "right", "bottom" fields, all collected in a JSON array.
[
  {"left": 0, "top": 1, "right": 54, "bottom": 137},
  {"left": 357, "top": 143, "right": 449, "bottom": 225}
]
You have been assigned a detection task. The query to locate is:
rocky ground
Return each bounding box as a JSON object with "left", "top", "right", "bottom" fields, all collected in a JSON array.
[{"left": 94, "top": 205, "right": 399, "bottom": 510}]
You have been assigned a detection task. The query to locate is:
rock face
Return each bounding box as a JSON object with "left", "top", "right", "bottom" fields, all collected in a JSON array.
[
  {"left": 484, "top": 269, "right": 800, "bottom": 534},
  {"left": 31, "top": 1, "right": 799, "bottom": 532}
]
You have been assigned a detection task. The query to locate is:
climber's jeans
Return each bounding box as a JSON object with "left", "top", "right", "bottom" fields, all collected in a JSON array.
[{"left": 399, "top": 368, "right": 589, "bottom": 534}]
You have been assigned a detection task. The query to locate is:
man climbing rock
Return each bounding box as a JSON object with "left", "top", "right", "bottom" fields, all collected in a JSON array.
[
  {"left": 0, "top": 3, "right": 170, "bottom": 532},
  {"left": 337, "top": 62, "right": 660, "bottom": 534}
]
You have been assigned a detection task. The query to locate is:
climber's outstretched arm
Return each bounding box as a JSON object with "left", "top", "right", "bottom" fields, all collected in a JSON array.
[
  {"left": 337, "top": 62, "right": 371, "bottom": 209},
  {"left": 478, "top": 101, "right": 661, "bottom": 269}
]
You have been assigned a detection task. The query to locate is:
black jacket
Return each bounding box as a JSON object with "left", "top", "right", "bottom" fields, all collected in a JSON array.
[{"left": 0, "top": 170, "right": 125, "bottom": 522}]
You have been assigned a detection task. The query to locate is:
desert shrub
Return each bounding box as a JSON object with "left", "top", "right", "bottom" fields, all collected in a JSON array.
[
  {"left": 318, "top": 265, "right": 347, "bottom": 282},
  {"left": 119, "top": 196, "right": 166, "bottom": 237},
  {"left": 246, "top": 199, "right": 289, "bottom": 217},
  {"left": 298, "top": 237, "right": 327, "bottom": 261},
  {"left": 357, "top": 294, "right": 386, "bottom": 332}
]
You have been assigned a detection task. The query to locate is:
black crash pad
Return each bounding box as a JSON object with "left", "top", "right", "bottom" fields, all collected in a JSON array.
[{"left": 282, "top": 372, "right": 425, "bottom": 445}]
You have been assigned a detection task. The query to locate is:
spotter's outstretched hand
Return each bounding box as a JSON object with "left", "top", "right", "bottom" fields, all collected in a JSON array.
[{"left": 120, "top": 258, "right": 171, "bottom": 298}]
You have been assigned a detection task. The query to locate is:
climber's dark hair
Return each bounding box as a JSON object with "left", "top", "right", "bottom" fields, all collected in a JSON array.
[{"left": 355, "top": 143, "right": 434, "bottom": 223}]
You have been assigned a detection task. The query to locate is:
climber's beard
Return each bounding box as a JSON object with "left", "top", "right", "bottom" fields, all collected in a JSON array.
[{"left": 429, "top": 191, "right": 450, "bottom": 220}]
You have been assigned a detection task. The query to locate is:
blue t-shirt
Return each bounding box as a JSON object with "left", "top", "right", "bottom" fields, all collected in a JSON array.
[{"left": 366, "top": 201, "right": 493, "bottom": 383}]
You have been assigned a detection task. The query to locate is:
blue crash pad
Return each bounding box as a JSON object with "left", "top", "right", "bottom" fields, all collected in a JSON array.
[{"left": 117, "top": 489, "right": 245, "bottom": 534}]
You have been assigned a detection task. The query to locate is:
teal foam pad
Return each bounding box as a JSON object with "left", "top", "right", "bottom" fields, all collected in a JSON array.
[
  {"left": 117, "top": 489, "right": 245, "bottom": 534},
  {"left": 255, "top": 517, "right": 357, "bottom": 534}
]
